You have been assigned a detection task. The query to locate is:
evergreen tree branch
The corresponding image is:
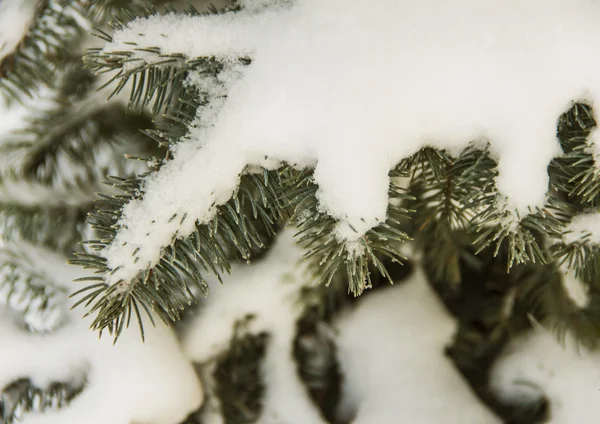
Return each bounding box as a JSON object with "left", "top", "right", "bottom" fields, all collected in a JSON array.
[
  {"left": 0, "top": 0, "right": 87, "bottom": 101},
  {"left": 0, "top": 204, "right": 87, "bottom": 253},
  {"left": 0, "top": 102, "right": 155, "bottom": 208},
  {"left": 288, "top": 168, "right": 413, "bottom": 296},
  {"left": 0, "top": 252, "right": 68, "bottom": 332},
  {"left": 408, "top": 145, "right": 495, "bottom": 287},
  {"left": 472, "top": 198, "right": 569, "bottom": 270},
  {"left": 81, "top": 0, "right": 177, "bottom": 24},
  {"left": 85, "top": 44, "right": 245, "bottom": 116},
  {"left": 0, "top": 378, "right": 84, "bottom": 424},
  {"left": 71, "top": 168, "right": 287, "bottom": 339},
  {"left": 518, "top": 262, "right": 600, "bottom": 348},
  {"left": 551, "top": 231, "right": 600, "bottom": 285},
  {"left": 84, "top": 4, "right": 253, "bottom": 116},
  {"left": 214, "top": 319, "right": 268, "bottom": 424},
  {"left": 550, "top": 103, "right": 600, "bottom": 208}
]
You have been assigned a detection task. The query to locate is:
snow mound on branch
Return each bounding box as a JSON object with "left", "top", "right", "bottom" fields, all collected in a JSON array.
[
  {"left": 563, "top": 212, "right": 600, "bottom": 245},
  {"left": 103, "top": 0, "right": 600, "bottom": 285},
  {"left": 490, "top": 330, "right": 600, "bottom": 424},
  {"left": 0, "top": 249, "right": 202, "bottom": 424},
  {"left": 183, "top": 230, "right": 329, "bottom": 424},
  {"left": 334, "top": 267, "right": 500, "bottom": 424}
]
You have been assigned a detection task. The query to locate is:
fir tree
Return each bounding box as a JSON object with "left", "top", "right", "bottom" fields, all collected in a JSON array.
[{"left": 1, "top": 0, "right": 600, "bottom": 423}]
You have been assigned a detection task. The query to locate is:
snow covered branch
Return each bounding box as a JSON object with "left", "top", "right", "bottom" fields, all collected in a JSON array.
[{"left": 76, "top": 0, "right": 600, "bottom": 334}]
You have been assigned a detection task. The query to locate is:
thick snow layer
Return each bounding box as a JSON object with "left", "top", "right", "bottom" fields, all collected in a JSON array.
[
  {"left": 491, "top": 330, "right": 600, "bottom": 424},
  {"left": 0, "top": 247, "right": 202, "bottom": 424},
  {"left": 563, "top": 212, "right": 600, "bottom": 245},
  {"left": 183, "top": 231, "right": 328, "bottom": 424},
  {"left": 334, "top": 267, "right": 500, "bottom": 424},
  {"left": 101, "top": 0, "right": 600, "bottom": 286},
  {"left": 0, "top": 0, "right": 37, "bottom": 62}
]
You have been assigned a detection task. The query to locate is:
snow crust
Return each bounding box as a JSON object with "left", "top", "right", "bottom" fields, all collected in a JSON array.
[
  {"left": 183, "top": 231, "right": 329, "bottom": 424},
  {"left": 0, "top": 247, "right": 203, "bottom": 424},
  {"left": 101, "top": 0, "right": 600, "bottom": 285},
  {"left": 334, "top": 267, "right": 500, "bottom": 424},
  {"left": 491, "top": 330, "right": 600, "bottom": 424},
  {"left": 563, "top": 212, "right": 600, "bottom": 245}
]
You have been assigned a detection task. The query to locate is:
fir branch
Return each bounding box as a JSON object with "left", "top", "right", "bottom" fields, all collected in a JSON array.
[
  {"left": 468, "top": 145, "right": 572, "bottom": 270},
  {"left": 287, "top": 168, "right": 413, "bottom": 296},
  {"left": 0, "top": 0, "right": 86, "bottom": 101},
  {"left": 550, "top": 102, "right": 600, "bottom": 208},
  {"left": 473, "top": 204, "right": 558, "bottom": 270},
  {"left": 84, "top": 6, "right": 249, "bottom": 116},
  {"left": 81, "top": 0, "right": 177, "bottom": 24},
  {"left": 550, "top": 236, "right": 600, "bottom": 285},
  {"left": 214, "top": 319, "right": 268, "bottom": 424},
  {"left": 518, "top": 262, "right": 600, "bottom": 348},
  {"left": 0, "top": 378, "right": 84, "bottom": 424},
  {"left": 71, "top": 169, "right": 287, "bottom": 338},
  {"left": 0, "top": 204, "right": 87, "bottom": 253},
  {"left": 85, "top": 49, "right": 244, "bottom": 117},
  {"left": 293, "top": 307, "right": 340, "bottom": 422},
  {"left": 0, "top": 253, "right": 68, "bottom": 332},
  {"left": 0, "top": 104, "right": 154, "bottom": 200},
  {"left": 408, "top": 145, "right": 496, "bottom": 286}
]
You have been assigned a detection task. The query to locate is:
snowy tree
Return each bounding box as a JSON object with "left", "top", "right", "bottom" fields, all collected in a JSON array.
[{"left": 1, "top": 0, "right": 600, "bottom": 423}]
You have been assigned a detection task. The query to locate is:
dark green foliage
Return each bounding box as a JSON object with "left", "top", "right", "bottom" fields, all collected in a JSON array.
[
  {"left": 472, "top": 196, "right": 568, "bottom": 269},
  {"left": 518, "top": 263, "right": 600, "bottom": 349},
  {"left": 2, "top": 0, "right": 596, "bottom": 360},
  {"left": 550, "top": 238, "right": 599, "bottom": 286},
  {"left": 214, "top": 320, "right": 268, "bottom": 424},
  {"left": 408, "top": 145, "right": 496, "bottom": 286},
  {"left": 551, "top": 103, "right": 600, "bottom": 208},
  {"left": 180, "top": 318, "right": 270, "bottom": 424},
  {"left": 0, "top": 378, "right": 84, "bottom": 424},
  {"left": 293, "top": 307, "right": 340, "bottom": 423},
  {"left": 3, "top": 0, "right": 600, "bottom": 422},
  {"left": 70, "top": 169, "right": 287, "bottom": 339},
  {"left": 288, "top": 168, "right": 413, "bottom": 296},
  {"left": 78, "top": 1, "right": 418, "bottom": 332},
  {"left": 429, "top": 242, "right": 553, "bottom": 424}
]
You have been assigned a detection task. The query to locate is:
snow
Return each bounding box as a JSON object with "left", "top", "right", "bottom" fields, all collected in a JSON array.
[
  {"left": 0, "top": 0, "right": 37, "bottom": 63},
  {"left": 334, "top": 266, "right": 500, "bottom": 424},
  {"left": 104, "top": 8, "right": 283, "bottom": 70},
  {"left": 183, "top": 230, "right": 328, "bottom": 424},
  {"left": 0, "top": 246, "right": 203, "bottom": 424},
  {"left": 559, "top": 264, "right": 590, "bottom": 308},
  {"left": 563, "top": 212, "right": 600, "bottom": 245},
  {"left": 183, "top": 232, "right": 500, "bottom": 423},
  {"left": 490, "top": 330, "right": 600, "bottom": 424},
  {"left": 99, "top": 0, "right": 600, "bottom": 286}
]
